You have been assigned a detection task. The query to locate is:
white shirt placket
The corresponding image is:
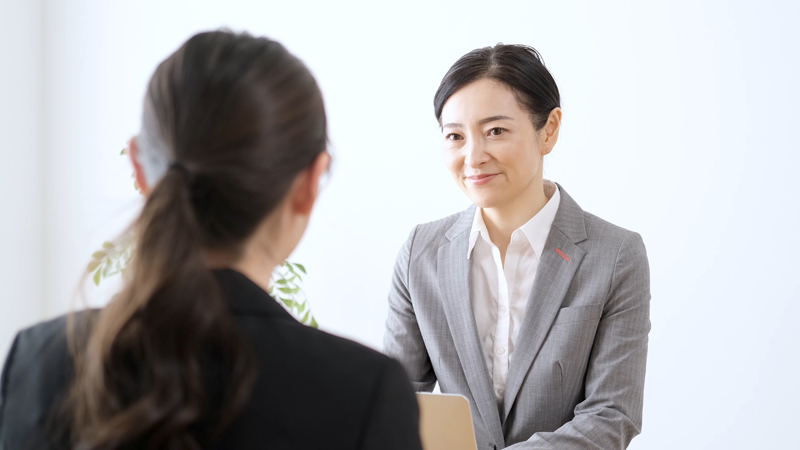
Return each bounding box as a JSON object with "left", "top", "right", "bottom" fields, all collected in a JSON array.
[
  {"left": 490, "top": 242, "right": 510, "bottom": 402},
  {"left": 467, "top": 186, "right": 562, "bottom": 409}
]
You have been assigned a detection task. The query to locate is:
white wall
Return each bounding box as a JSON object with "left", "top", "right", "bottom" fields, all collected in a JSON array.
[
  {"left": 0, "top": 0, "right": 44, "bottom": 366},
  {"left": 2, "top": 0, "right": 799, "bottom": 448}
]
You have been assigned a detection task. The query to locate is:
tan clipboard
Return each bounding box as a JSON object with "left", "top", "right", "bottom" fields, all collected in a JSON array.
[{"left": 416, "top": 393, "right": 478, "bottom": 450}]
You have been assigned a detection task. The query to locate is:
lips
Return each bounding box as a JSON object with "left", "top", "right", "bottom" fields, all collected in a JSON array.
[{"left": 465, "top": 173, "right": 498, "bottom": 186}]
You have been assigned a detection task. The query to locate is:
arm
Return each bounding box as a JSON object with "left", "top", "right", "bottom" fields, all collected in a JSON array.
[
  {"left": 383, "top": 226, "right": 437, "bottom": 392},
  {"left": 358, "top": 357, "right": 423, "bottom": 450},
  {"left": 510, "top": 232, "right": 651, "bottom": 450}
]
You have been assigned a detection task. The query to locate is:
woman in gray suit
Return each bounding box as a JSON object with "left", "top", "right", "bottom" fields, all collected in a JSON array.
[{"left": 384, "top": 44, "right": 651, "bottom": 450}]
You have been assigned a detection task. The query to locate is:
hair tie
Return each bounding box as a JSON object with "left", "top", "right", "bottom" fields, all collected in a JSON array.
[{"left": 169, "top": 161, "right": 195, "bottom": 185}]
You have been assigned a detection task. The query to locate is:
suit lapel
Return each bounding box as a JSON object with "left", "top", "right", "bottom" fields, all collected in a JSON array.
[
  {"left": 502, "top": 185, "right": 588, "bottom": 419},
  {"left": 438, "top": 208, "right": 505, "bottom": 447}
]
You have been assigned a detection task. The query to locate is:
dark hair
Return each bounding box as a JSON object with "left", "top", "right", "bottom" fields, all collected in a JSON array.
[
  {"left": 67, "top": 30, "right": 327, "bottom": 449},
  {"left": 433, "top": 44, "right": 561, "bottom": 130}
]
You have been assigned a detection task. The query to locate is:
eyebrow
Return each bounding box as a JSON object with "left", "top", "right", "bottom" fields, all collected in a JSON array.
[{"left": 442, "top": 115, "right": 514, "bottom": 129}]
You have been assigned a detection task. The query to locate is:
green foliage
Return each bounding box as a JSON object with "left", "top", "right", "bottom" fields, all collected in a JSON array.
[
  {"left": 268, "top": 261, "right": 318, "bottom": 329},
  {"left": 87, "top": 235, "right": 134, "bottom": 286},
  {"left": 87, "top": 239, "right": 318, "bottom": 327}
]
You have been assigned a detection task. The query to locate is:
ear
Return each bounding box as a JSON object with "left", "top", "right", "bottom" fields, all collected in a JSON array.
[
  {"left": 291, "top": 151, "right": 331, "bottom": 216},
  {"left": 540, "top": 107, "right": 562, "bottom": 155},
  {"left": 128, "top": 137, "right": 150, "bottom": 195}
]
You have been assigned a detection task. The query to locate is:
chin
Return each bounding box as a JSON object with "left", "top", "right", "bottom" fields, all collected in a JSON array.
[{"left": 465, "top": 189, "right": 505, "bottom": 209}]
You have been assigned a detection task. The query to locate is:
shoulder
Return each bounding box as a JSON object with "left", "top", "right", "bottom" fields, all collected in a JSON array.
[
  {"left": 401, "top": 206, "right": 473, "bottom": 256},
  {"left": 2, "top": 310, "right": 99, "bottom": 389},
  {"left": 582, "top": 211, "right": 646, "bottom": 257},
  {"left": 229, "top": 314, "right": 415, "bottom": 441},
  {"left": 582, "top": 210, "right": 637, "bottom": 244},
  {"left": 2, "top": 310, "right": 98, "bottom": 391},
  {"left": 4, "top": 314, "right": 72, "bottom": 376},
  {"left": 414, "top": 208, "right": 469, "bottom": 239},
  {"left": 219, "top": 313, "right": 419, "bottom": 447},
  {"left": 574, "top": 208, "right": 649, "bottom": 280},
  {"left": 235, "top": 314, "right": 406, "bottom": 385},
  {"left": 1, "top": 311, "right": 97, "bottom": 449},
  {"left": 555, "top": 184, "right": 647, "bottom": 265}
]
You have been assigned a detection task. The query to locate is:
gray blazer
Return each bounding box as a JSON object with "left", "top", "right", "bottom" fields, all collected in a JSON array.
[{"left": 384, "top": 185, "right": 650, "bottom": 450}]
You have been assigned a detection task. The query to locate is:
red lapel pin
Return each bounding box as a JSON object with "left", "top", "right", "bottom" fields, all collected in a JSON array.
[{"left": 555, "top": 248, "right": 570, "bottom": 261}]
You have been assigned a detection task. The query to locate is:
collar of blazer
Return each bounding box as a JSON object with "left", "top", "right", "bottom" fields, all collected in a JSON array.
[
  {"left": 437, "top": 183, "right": 588, "bottom": 443},
  {"left": 213, "top": 269, "right": 299, "bottom": 322}
]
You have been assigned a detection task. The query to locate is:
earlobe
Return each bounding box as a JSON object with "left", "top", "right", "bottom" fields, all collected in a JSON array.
[{"left": 542, "top": 108, "right": 562, "bottom": 154}]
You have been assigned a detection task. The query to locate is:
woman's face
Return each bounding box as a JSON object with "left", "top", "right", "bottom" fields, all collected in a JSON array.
[{"left": 440, "top": 78, "right": 547, "bottom": 209}]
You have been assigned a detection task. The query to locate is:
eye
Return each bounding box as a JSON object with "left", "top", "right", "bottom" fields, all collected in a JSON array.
[
  {"left": 489, "top": 127, "right": 506, "bottom": 136},
  {"left": 446, "top": 133, "right": 463, "bottom": 141}
]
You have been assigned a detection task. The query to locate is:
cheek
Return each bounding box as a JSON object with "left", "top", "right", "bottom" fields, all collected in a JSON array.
[
  {"left": 443, "top": 149, "right": 463, "bottom": 179},
  {"left": 497, "top": 142, "right": 541, "bottom": 181}
]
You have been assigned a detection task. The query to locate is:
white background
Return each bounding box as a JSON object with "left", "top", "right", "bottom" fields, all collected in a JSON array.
[{"left": 2, "top": 1, "right": 799, "bottom": 448}]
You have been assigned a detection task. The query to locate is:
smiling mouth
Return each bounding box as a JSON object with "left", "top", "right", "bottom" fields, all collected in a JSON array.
[{"left": 465, "top": 174, "right": 498, "bottom": 186}]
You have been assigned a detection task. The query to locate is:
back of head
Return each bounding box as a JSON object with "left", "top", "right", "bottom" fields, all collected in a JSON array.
[
  {"left": 433, "top": 44, "right": 561, "bottom": 130},
  {"left": 68, "top": 30, "right": 327, "bottom": 449}
]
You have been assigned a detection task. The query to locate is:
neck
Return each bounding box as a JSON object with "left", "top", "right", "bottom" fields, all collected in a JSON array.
[
  {"left": 229, "top": 212, "right": 289, "bottom": 294},
  {"left": 482, "top": 177, "right": 549, "bottom": 261},
  {"left": 232, "top": 250, "right": 279, "bottom": 294},
  {"left": 206, "top": 248, "right": 279, "bottom": 294}
]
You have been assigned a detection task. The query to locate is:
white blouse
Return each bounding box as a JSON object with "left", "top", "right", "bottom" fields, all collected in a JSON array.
[{"left": 467, "top": 186, "right": 561, "bottom": 406}]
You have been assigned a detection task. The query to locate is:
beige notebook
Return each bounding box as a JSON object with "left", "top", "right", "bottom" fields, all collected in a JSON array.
[{"left": 416, "top": 393, "right": 478, "bottom": 450}]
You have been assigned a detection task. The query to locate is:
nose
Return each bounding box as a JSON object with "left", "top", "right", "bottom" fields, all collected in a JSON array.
[{"left": 464, "top": 137, "right": 490, "bottom": 168}]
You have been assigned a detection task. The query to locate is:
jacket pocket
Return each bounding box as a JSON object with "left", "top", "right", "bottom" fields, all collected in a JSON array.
[{"left": 552, "top": 304, "right": 602, "bottom": 325}]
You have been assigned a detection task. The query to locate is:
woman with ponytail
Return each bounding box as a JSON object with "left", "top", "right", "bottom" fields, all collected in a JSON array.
[{"left": 0, "top": 30, "right": 422, "bottom": 450}]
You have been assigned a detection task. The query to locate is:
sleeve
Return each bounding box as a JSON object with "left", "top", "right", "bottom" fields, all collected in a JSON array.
[
  {"left": 382, "top": 226, "right": 437, "bottom": 392},
  {"left": 357, "top": 357, "right": 423, "bottom": 450},
  {"left": 509, "top": 232, "right": 651, "bottom": 450},
  {"left": 0, "top": 318, "right": 74, "bottom": 450},
  {"left": 0, "top": 333, "right": 21, "bottom": 449}
]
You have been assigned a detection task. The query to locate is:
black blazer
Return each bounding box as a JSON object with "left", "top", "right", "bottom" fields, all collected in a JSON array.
[{"left": 0, "top": 269, "right": 422, "bottom": 450}]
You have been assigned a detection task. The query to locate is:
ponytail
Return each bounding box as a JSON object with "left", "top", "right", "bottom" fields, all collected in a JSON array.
[
  {"left": 66, "top": 29, "right": 327, "bottom": 449},
  {"left": 68, "top": 168, "right": 255, "bottom": 449}
]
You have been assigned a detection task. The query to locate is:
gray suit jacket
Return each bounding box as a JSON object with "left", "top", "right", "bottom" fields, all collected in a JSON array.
[{"left": 384, "top": 185, "right": 650, "bottom": 450}]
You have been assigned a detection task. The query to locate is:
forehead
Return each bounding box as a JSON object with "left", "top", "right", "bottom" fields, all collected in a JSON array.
[{"left": 440, "top": 78, "right": 525, "bottom": 122}]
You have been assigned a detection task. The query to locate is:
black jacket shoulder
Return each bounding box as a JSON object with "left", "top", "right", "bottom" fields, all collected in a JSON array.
[{"left": 0, "top": 270, "right": 421, "bottom": 450}]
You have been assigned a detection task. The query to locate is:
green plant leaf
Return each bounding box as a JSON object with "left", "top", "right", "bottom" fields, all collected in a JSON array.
[
  {"left": 91, "top": 251, "right": 106, "bottom": 259},
  {"left": 102, "top": 241, "right": 114, "bottom": 250},
  {"left": 302, "top": 310, "right": 310, "bottom": 323},
  {"left": 93, "top": 267, "right": 102, "bottom": 286},
  {"left": 101, "top": 258, "right": 113, "bottom": 277},
  {"left": 294, "top": 263, "right": 307, "bottom": 274},
  {"left": 279, "top": 298, "right": 295, "bottom": 309},
  {"left": 275, "top": 279, "right": 288, "bottom": 285},
  {"left": 310, "top": 316, "right": 318, "bottom": 329},
  {"left": 87, "top": 260, "right": 101, "bottom": 272}
]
